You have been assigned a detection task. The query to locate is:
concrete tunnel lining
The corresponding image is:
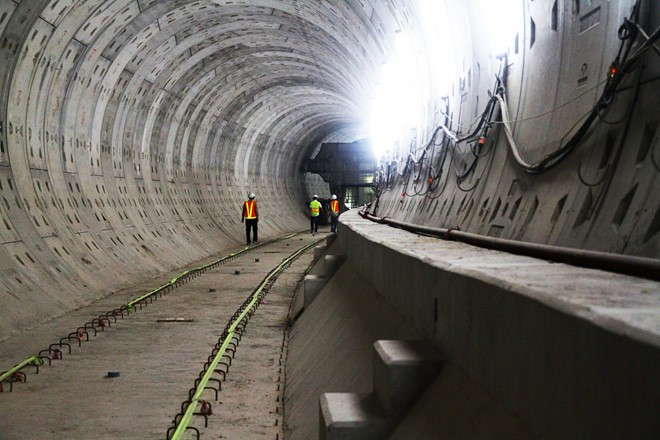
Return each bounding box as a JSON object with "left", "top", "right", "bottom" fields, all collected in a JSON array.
[
  {"left": 0, "top": 0, "right": 425, "bottom": 337},
  {"left": 1, "top": 0, "right": 659, "bottom": 438}
]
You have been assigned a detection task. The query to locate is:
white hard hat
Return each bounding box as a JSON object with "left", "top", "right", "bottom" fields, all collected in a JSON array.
[
  {"left": 248, "top": 192, "right": 255, "bottom": 199},
  {"left": 313, "top": 194, "right": 318, "bottom": 199},
  {"left": 331, "top": 194, "right": 337, "bottom": 200}
]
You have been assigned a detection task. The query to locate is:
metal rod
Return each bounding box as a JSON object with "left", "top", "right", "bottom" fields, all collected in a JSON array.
[{"left": 359, "top": 210, "right": 660, "bottom": 281}]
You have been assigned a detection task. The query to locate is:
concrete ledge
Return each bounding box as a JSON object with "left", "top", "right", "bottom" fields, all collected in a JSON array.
[
  {"left": 319, "top": 340, "right": 442, "bottom": 440},
  {"left": 304, "top": 275, "right": 327, "bottom": 308},
  {"left": 338, "top": 210, "right": 660, "bottom": 439},
  {"left": 373, "top": 340, "right": 443, "bottom": 416},
  {"left": 304, "top": 253, "right": 346, "bottom": 309},
  {"left": 324, "top": 255, "right": 346, "bottom": 279},
  {"left": 285, "top": 263, "right": 420, "bottom": 440},
  {"left": 314, "top": 245, "right": 327, "bottom": 263},
  {"left": 319, "top": 393, "right": 387, "bottom": 440}
]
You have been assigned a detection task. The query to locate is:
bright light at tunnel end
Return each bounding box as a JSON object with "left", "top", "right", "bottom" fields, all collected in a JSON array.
[
  {"left": 366, "top": 30, "right": 422, "bottom": 160},
  {"left": 363, "top": 0, "right": 455, "bottom": 162},
  {"left": 363, "top": 0, "right": 523, "bottom": 162},
  {"left": 486, "top": 0, "right": 524, "bottom": 56}
]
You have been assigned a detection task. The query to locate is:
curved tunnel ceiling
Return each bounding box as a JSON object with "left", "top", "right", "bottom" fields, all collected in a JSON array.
[
  {"left": 3, "top": 0, "right": 413, "bottom": 172},
  {"left": 43, "top": 0, "right": 393, "bottom": 167},
  {"left": 1, "top": 0, "right": 417, "bottom": 222},
  {"left": 1, "top": 0, "right": 659, "bottom": 338},
  {"left": 0, "top": 0, "right": 429, "bottom": 335}
]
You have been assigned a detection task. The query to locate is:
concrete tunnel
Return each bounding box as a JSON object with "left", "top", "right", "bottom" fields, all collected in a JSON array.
[{"left": 0, "top": 0, "right": 659, "bottom": 439}]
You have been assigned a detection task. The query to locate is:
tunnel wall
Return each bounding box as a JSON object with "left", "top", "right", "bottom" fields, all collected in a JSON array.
[
  {"left": 371, "top": 0, "right": 660, "bottom": 259},
  {"left": 1, "top": 1, "right": 377, "bottom": 338},
  {"left": 0, "top": 0, "right": 658, "bottom": 344}
]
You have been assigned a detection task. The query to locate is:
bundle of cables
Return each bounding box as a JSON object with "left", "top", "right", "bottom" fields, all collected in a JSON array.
[{"left": 373, "top": 0, "right": 658, "bottom": 204}]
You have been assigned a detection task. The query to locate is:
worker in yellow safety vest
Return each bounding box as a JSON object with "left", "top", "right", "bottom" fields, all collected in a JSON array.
[
  {"left": 329, "top": 194, "right": 340, "bottom": 233},
  {"left": 309, "top": 194, "right": 322, "bottom": 235},
  {"left": 241, "top": 192, "right": 258, "bottom": 244}
]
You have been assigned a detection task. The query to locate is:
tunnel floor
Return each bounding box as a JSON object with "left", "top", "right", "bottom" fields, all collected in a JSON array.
[{"left": 0, "top": 231, "right": 323, "bottom": 439}]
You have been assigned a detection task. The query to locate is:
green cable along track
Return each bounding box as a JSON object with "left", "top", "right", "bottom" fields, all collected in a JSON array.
[
  {"left": 1, "top": 232, "right": 301, "bottom": 390},
  {"left": 169, "top": 236, "right": 325, "bottom": 440}
]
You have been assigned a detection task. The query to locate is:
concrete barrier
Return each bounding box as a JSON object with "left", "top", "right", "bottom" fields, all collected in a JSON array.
[
  {"left": 338, "top": 211, "right": 660, "bottom": 439},
  {"left": 372, "top": 340, "right": 443, "bottom": 417},
  {"left": 303, "top": 247, "right": 345, "bottom": 309},
  {"left": 304, "top": 275, "right": 327, "bottom": 308},
  {"left": 285, "top": 263, "right": 421, "bottom": 440},
  {"left": 314, "top": 245, "right": 327, "bottom": 263},
  {"left": 320, "top": 340, "right": 443, "bottom": 439},
  {"left": 319, "top": 393, "right": 387, "bottom": 440},
  {"left": 324, "top": 255, "right": 346, "bottom": 279}
]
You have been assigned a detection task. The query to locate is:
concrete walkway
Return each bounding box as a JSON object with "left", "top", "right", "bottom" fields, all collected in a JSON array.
[
  {"left": 0, "top": 233, "right": 319, "bottom": 439},
  {"left": 336, "top": 210, "right": 660, "bottom": 439}
]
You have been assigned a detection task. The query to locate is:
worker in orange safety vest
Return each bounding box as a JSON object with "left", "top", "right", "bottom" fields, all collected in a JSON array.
[
  {"left": 329, "top": 194, "right": 340, "bottom": 233},
  {"left": 241, "top": 192, "right": 258, "bottom": 244}
]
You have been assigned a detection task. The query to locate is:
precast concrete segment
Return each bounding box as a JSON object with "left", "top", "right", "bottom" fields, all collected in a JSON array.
[
  {"left": 338, "top": 210, "right": 660, "bottom": 439},
  {"left": 368, "top": 0, "right": 660, "bottom": 258},
  {"left": 0, "top": 233, "right": 321, "bottom": 439}
]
